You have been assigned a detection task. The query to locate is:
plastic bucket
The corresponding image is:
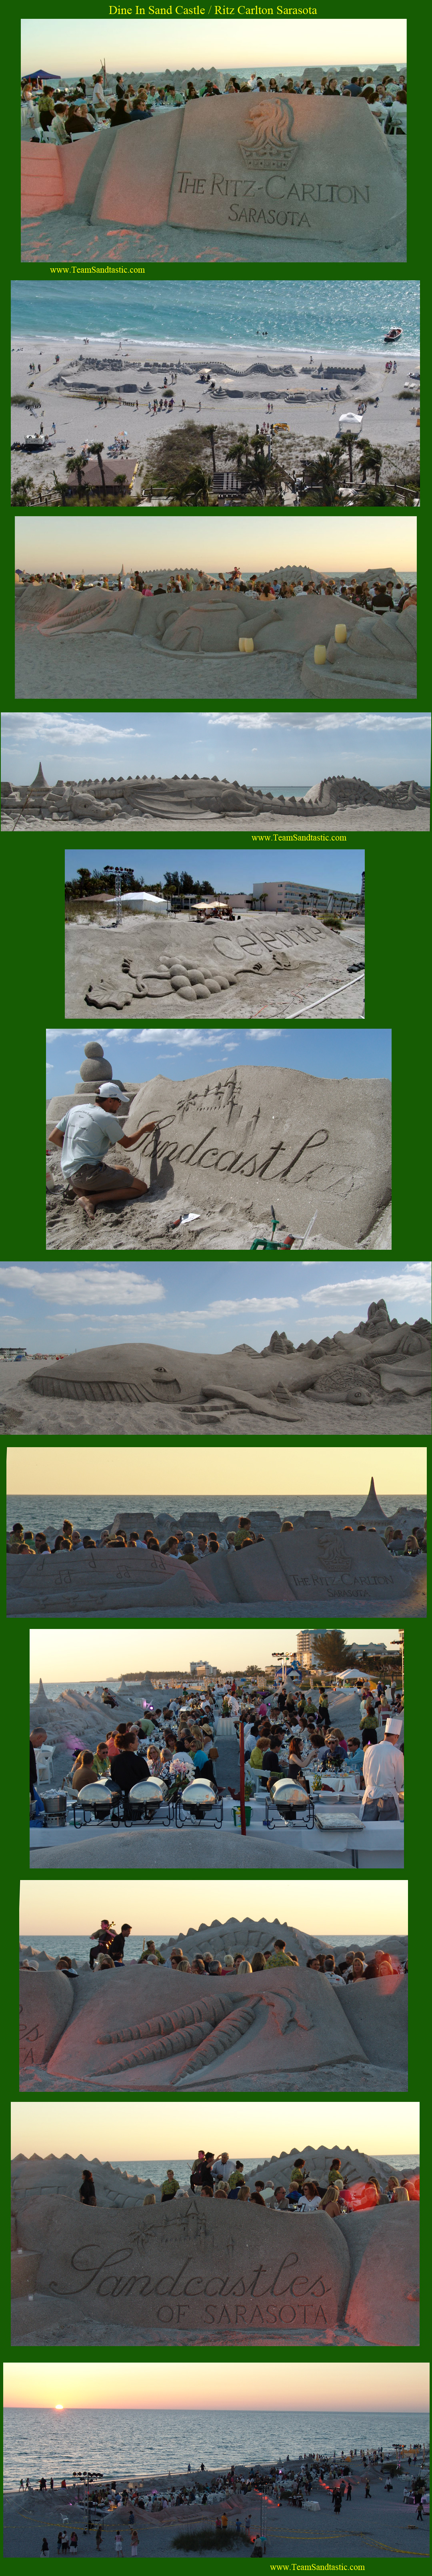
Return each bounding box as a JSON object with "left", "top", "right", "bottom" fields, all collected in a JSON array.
[{"left": 232, "top": 1804, "right": 252, "bottom": 1828}]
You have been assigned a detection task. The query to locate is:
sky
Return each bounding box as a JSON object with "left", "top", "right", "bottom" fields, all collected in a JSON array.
[
  {"left": 20, "top": 16, "right": 407, "bottom": 76},
  {"left": 3, "top": 709, "right": 430, "bottom": 791},
  {"left": 4, "top": 2361, "right": 427, "bottom": 2415},
  {"left": 28, "top": 1625, "right": 404, "bottom": 1683},
  {"left": 6, "top": 1256, "right": 426, "bottom": 1362},
  {"left": 8, "top": 1442, "right": 426, "bottom": 1496},
  {"left": 19, "top": 1875, "right": 408, "bottom": 1945},
  {"left": 65, "top": 841, "right": 365, "bottom": 896},
  {"left": 12, "top": 2095, "right": 417, "bottom": 2167},
  {"left": 46, "top": 1022, "right": 390, "bottom": 1100},
  {"left": 16, "top": 514, "right": 416, "bottom": 581}
]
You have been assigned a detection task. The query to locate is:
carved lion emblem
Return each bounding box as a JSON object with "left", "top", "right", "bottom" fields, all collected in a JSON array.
[{"left": 239, "top": 97, "right": 298, "bottom": 171}]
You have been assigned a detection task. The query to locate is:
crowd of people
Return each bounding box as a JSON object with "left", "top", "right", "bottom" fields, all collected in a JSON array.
[
  {"left": 21, "top": 2429, "right": 428, "bottom": 2557},
  {"left": 64, "top": 2142, "right": 417, "bottom": 2217},
  {"left": 16, "top": 565, "right": 417, "bottom": 611},
  {"left": 21, "top": 66, "right": 407, "bottom": 143},
  {"left": 28, "top": 1663, "right": 404, "bottom": 1822}
]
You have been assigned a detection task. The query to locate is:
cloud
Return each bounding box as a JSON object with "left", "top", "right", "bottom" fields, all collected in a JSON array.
[
  {"left": 3, "top": 716, "right": 152, "bottom": 748},
  {"left": 0, "top": 1267, "right": 165, "bottom": 1309},
  {"left": 304, "top": 1267, "right": 430, "bottom": 1309},
  {"left": 205, "top": 712, "right": 274, "bottom": 729},
  {"left": 132, "top": 1029, "right": 228, "bottom": 1051}
]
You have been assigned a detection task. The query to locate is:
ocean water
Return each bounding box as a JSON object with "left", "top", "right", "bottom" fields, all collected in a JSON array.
[
  {"left": 4, "top": 2407, "right": 428, "bottom": 2488},
  {"left": 9, "top": 1491, "right": 425, "bottom": 1537},
  {"left": 11, "top": 278, "right": 420, "bottom": 358}
]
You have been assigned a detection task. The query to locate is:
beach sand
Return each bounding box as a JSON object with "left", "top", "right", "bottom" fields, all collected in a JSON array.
[
  {"left": 11, "top": 335, "right": 419, "bottom": 503},
  {"left": 4, "top": 799, "right": 428, "bottom": 834},
  {"left": 14, "top": 624, "right": 418, "bottom": 706},
  {"left": 3, "top": 2469, "right": 428, "bottom": 2558}
]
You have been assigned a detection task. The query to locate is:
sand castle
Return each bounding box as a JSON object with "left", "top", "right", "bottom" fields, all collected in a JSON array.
[
  {"left": 47, "top": 1061, "right": 390, "bottom": 1249},
  {"left": 21, "top": 93, "right": 406, "bottom": 257},
  {"left": 3, "top": 764, "right": 428, "bottom": 832},
  {"left": 18, "top": 1939, "right": 408, "bottom": 2095},
  {"left": 23, "top": 1304, "right": 430, "bottom": 1441},
  {"left": 15, "top": 580, "right": 417, "bottom": 704},
  {"left": 65, "top": 905, "right": 365, "bottom": 1026},
  {"left": 12, "top": 1513, "right": 424, "bottom": 1619},
  {"left": 11, "top": 2167, "right": 418, "bottom": 2348}
]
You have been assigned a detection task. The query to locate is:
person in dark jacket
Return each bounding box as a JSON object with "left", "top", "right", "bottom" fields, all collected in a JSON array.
[{"left": 79, "top": 2169, "right": 96, "bottom": 2204}]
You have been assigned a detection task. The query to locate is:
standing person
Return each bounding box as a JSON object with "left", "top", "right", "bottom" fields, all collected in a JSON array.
[
  {"left": 108, "top": 1923, "right": 132, "bottom": 1964},
  {"left": 131, "top": 2531, "right": 139, "bottom": 2556},
  {"left": 79, "top": 2168, "right": 96, "bottom": 2205}
]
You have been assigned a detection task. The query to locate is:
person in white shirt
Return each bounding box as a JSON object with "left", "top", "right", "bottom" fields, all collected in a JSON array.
[
  {"left": 362, "top": 1717, "right": 404, "bottom": 1818},
  {"left": 48, "top": 1083, "right": 158, "bottom": 1219},
  {"left": 212, "top": 2154, "right": 235, "bottom": 2180}
]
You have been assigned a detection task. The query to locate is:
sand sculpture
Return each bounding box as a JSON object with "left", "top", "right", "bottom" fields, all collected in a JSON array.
[
  {"left": 52, "top": 1062, "right": 391, "bottom": 1245},
  {"left": 21, "top": 94, "right": 406, "bottom": 255},
  {"left": 20, "top": 1953, "right": 407, "bottom": 2089},
  {"left": 46, "top": 1039, "right": 137, "bottom": 1132},
  {"left": 63, "top": 908, "right": 365, "bottom": 1026},
  {"left": 2, "top": 765, "right": 429, "bottom": 832},
  {"left": 15, "top": 581, "right": 417, "bottom": 703},
  {"left": 11, "top": 2191, "right": 418, "bottom": 2346},
  {"left": 24, "top": 1305, "right": 430, "bottom": 1441},
  {"left": 12, "top": 1513, "right": 424, "bottom": 1618}
]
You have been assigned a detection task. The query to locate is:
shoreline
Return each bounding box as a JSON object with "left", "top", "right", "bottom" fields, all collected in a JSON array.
[{"left": 12, "top": 332, "right": 421, "bottom": 361}]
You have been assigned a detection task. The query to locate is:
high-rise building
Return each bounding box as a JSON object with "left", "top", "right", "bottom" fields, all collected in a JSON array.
[{"left": 297, "top": 1629, "right": 328, "bottom": 1665}]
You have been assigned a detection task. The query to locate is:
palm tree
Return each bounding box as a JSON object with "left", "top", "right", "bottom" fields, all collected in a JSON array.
[
  {"left": 358, "top": 440, "right": 383, "bottom": 488},
  {"left": 337, "top": 429, "right": 356, "bottom": 486},
  {"left": 240, "top": 434, "right": 280, "bottom": 508},
  {"left": 204, "top": 423, "right": 218, "bottom": 477},
  {"left": 67, "top": 451, "right": 86, "bottom": 497},
  {"left": 11, "top": 472, "right": 37, "bottom": 507},
  {"left": 88, "top": 443, "right": 106, "bottom": 498},
  {"left": 300, "top": 449, "right": 339, "bottom": 506},
  {"left": 172, "top": 466, "right": 212, "bottom": 506}
]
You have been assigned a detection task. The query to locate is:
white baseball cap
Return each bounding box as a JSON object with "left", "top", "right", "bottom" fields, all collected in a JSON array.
[
  {"left": 98, "top": 1082, "right": 126, "bottom": 1102},
  {"left": 385, "top": 1714, "right": 403, "bottom": 1736}
]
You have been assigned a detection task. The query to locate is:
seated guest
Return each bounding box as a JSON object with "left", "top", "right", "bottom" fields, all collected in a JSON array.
[
  {"left": 109, "top": 1726, "right": 150, "bottom": 1796},
  {"left": 130, "top": 86, "right": 153, "bottom": 119},
  {"left": 71, "top": 1750, "right": 99, "bottom": 1793}
]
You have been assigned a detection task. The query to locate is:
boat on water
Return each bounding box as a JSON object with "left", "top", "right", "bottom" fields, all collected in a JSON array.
[{"left": 384, "top": 326, "right": 402, "bottom": 342}]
